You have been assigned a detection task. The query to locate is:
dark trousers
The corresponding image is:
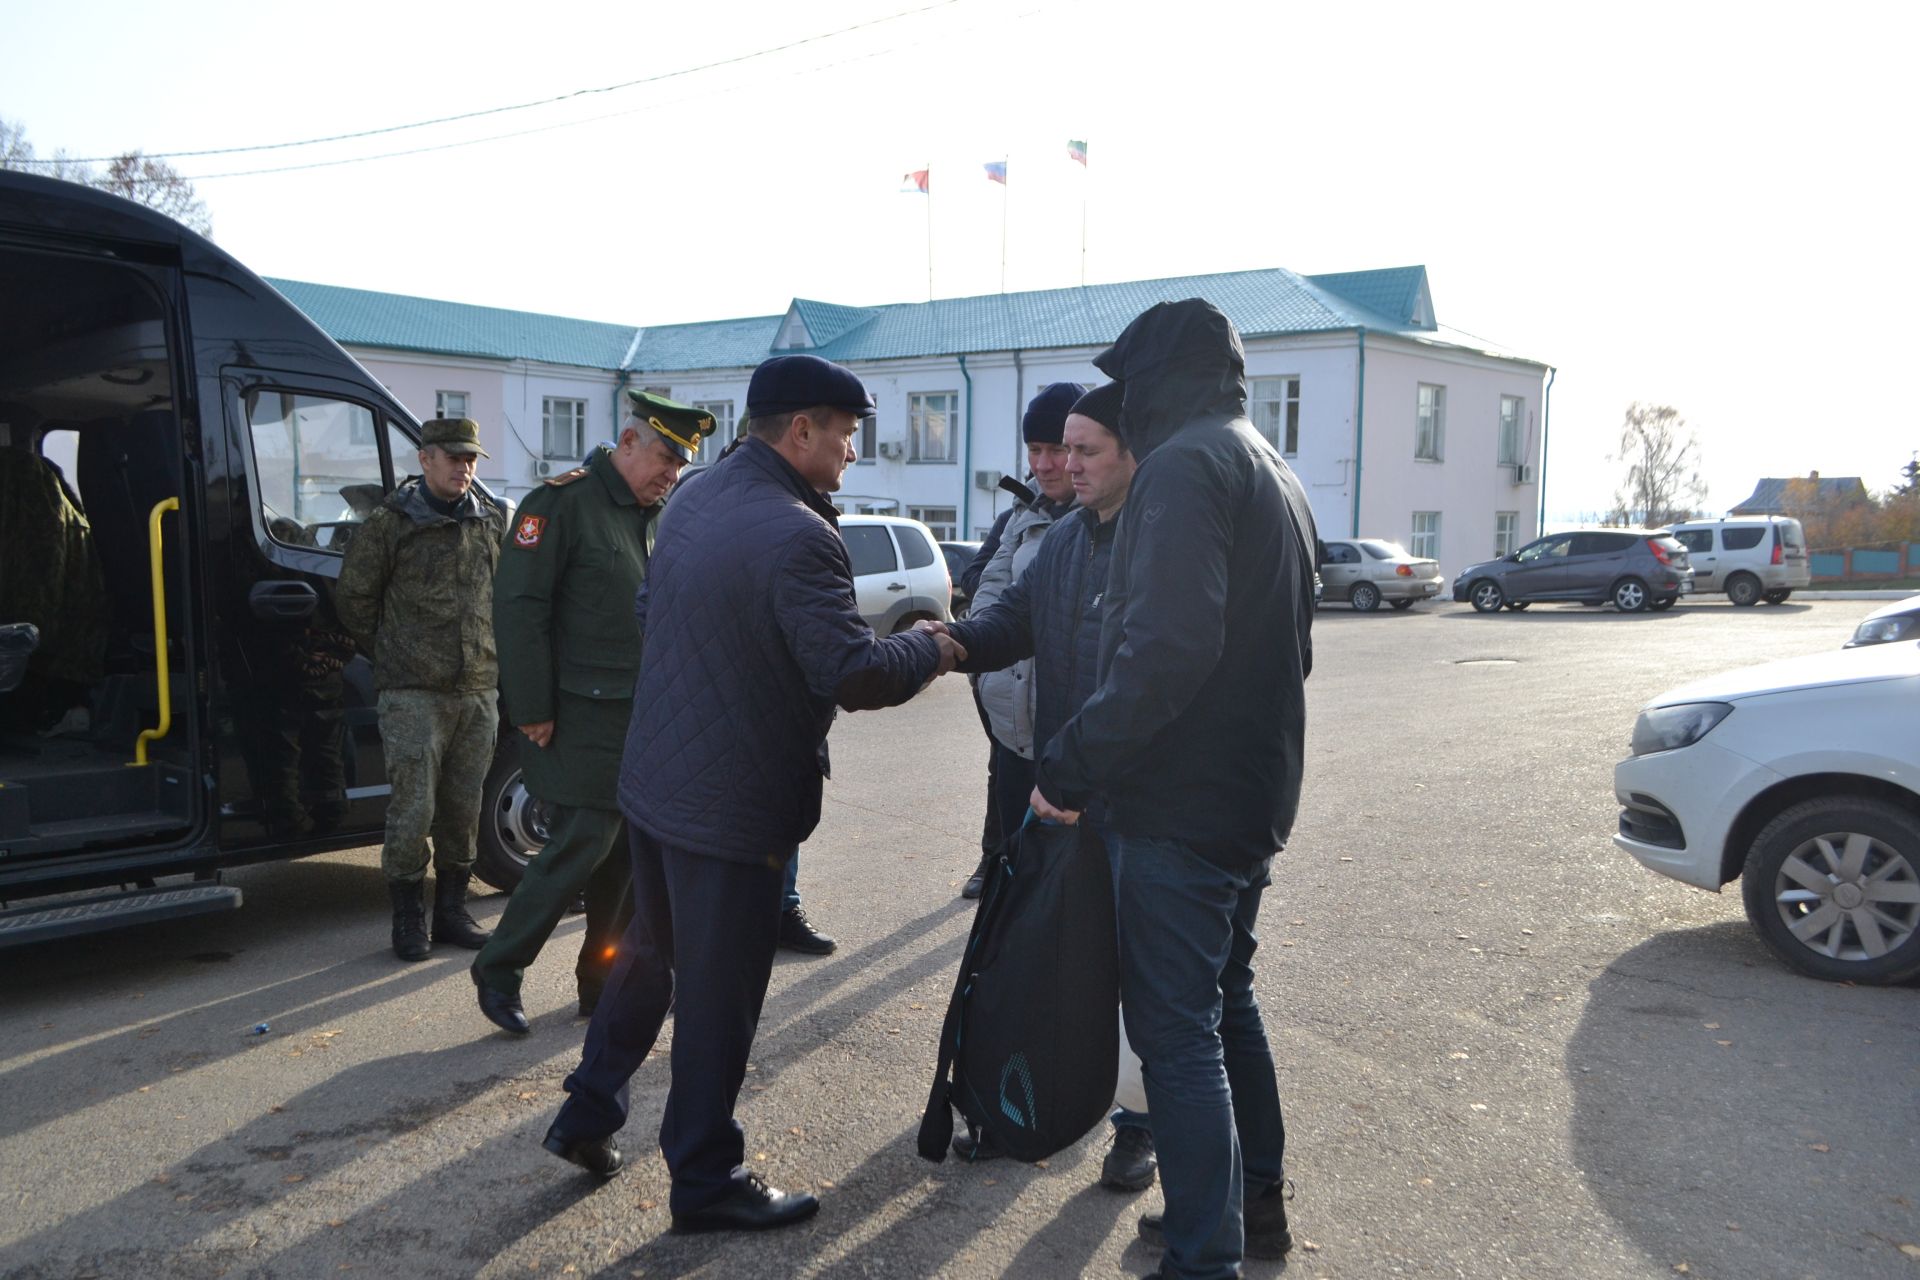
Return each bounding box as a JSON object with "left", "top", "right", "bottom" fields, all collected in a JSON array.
[
  {"left": 970, "top": 679, "right": 1001, "bottom": 860},
  {"left": 1102, "top": 829, "right": 1285, "bottom": 1280},
  {"left": 553, "top": 827, "right": 785, "bottom": 1213},
  {"left": 473, "top": 804, "right": 632, "bottom": 1000},
  {"left": 987, "top": 736, "right": 1036, "bottom": 859}
]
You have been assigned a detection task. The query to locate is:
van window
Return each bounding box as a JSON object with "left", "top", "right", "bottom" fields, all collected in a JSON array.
[
  {"left": 1722, "top": 527, "right": 1765, "bottom": 551},
  {"left": 247, "top": 391, "right": 385, "bottom": 553},
  {"left": 1673, "top": 530, "right": 1713, "bottom": 555},
  {"left": 843, "top": 525, "right": 898, "bottom": 576},
  {"left": 895, "top": 524, "right": 936, "bottom": 570},
  {"left": 1778, "top": 520, "right": 1806, "bottom": 549}
]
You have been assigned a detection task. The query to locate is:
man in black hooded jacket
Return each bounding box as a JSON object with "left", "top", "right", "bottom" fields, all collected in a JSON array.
[{"left": 1031, "top": 299, "right": 1317, "bottom": 1279}]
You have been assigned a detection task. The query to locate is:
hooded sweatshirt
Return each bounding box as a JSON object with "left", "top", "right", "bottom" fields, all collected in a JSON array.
[{"left": 1034, "top": 299, "right": 1319, "bottom": 867}]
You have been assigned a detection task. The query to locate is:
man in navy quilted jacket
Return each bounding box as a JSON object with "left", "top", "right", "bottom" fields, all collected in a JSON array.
[{"left": 539, "top": 354, "right": 967, "bottom": 1234}]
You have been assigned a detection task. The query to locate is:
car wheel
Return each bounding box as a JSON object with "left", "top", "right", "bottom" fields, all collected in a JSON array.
[
  {"left": 1469, "top": 580, "right": 1505, "bottom": 613},
  {"left": 1611, "top": 577, "right": 1650, "bottom": 612},
  {"left": 1647, "top": 596, "right": 1675, "bottom": 611},
  {"left": 474, "top": 737, "right": 550, "bottom": 893},
  {"left": 1350, "top": 582, "right": 1381, "bottom": 612},
  {"left": 1504, "top": 601, "right": 1530, "bottom": 611},
  {"left": 1389, "top": 599, "right": 1414, "bottom": 611},
  {"left": 1763, "top": 589, "right": 1792, "bottom": 604},
  {"left": 1740, "top": 798, "right": 1920, "bottom": 985},
  {"left": 891, "top": 612, "right": 935, "bottom": 634},
  {"left": 1726, "top": 572, "right": 1762, "bottom": 607}
]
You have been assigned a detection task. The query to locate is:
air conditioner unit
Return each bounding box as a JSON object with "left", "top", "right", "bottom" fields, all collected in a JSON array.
[
  {"left": 1511, "top": 463, "right": 1534, "bottom": 484},
  {"left": 974, "top": 469, "right": 1004, "bottom": 491},
  {"left": 534, "top": 458, "right": 567, "bottom": 478},
  {"left": 876, "top": 440, "right": 906, "bottom": 460}
]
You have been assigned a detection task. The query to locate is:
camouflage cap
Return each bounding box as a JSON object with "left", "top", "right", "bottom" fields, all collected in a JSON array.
[
  {"left": 626, "top": 389, "right": 717, "bottom": 463},
  {"left": 420, "top": 417, "right": 489, "bottom": 458}
]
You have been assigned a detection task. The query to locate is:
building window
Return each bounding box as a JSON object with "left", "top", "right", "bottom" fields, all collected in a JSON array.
[
  {"left": 1249, "top": 376, "right": 1301, "bottom": 454},
  {"left": 692, "top": 400, "right": 734, "bottom": 463},
  {"left": 858, "top": 414, "right": 877, "bottom": 463},
  {"left": 1499, "top": 395, "right": 1523, "bottom": 466},
  {"left": 1412, "top": 511, "right": 1440, "bottom": 560},
  {"left": 909, "top": 391, "right": 958, "bottom": 463},
  {"left": 436, "top": 390, "right": 470, "bottom": 421},
  {"left": 1415, "top": 384, "right": 1445, "bottom": 460},
  {"left": 542, "top": 397, "right": 587, "bottom": 460},
  {"left": 909, "top": 505, "right": 958, "bottom": 540},
  {"left": 1494, "top": 511, "right": 1518, "bottom": 557}
]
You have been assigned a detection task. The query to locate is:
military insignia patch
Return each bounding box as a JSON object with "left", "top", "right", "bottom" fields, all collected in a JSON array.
[{"left": 514, "top": 514, "right": 547, "bottom": 547}]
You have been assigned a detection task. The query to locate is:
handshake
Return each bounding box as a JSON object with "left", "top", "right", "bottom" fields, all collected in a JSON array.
[{"left": 913, "top": 619, "right": 968, "bottom": 680}]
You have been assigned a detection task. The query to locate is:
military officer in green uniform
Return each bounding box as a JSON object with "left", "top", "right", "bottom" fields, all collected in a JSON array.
[{"left": 471, "top": 392, "right": 713, "bottom": 1035}]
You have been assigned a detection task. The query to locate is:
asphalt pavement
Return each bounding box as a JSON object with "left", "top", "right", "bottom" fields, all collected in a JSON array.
[{"left": 1, "top": 596, "right": 1914, "bottom": 1280}]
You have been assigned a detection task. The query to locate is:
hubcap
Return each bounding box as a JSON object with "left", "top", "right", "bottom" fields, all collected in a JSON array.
[
  {"left": 491, "top": 771, "right": 550, "bottom": 868},
  {"left": 1773, "top": 831, "right": 1920, "bottom": 962},
  {"left": 1474, "top": 584, "right": 1500, "bottom": 609},
  {"left": 1618, "top": 583, "right": 1644, "bottom": 609}
]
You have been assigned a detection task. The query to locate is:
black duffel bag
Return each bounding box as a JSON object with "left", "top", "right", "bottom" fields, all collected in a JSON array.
[{"left": 919, "top": 814, "right": 1118, "bottom": 1163}]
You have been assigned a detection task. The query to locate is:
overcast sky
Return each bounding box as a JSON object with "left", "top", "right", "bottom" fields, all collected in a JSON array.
[{"left": 7, "top": 0, "right": 1914, "bottom": 518}]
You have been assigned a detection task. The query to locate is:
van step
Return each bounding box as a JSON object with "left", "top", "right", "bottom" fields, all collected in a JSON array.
[{"left": 0, "top": 884, "right": 242, "bottom": 948}]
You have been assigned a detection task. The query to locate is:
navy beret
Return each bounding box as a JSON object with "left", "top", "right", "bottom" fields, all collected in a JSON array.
[
  {"left": 746, "top": 354, "right": 876, "bottom": 419},
  {"left": 1069, "top": 382, "right": 1125, "bottom": 433},
  {"left": 1021, "top": 381, "right": 1087, "bottom": 445}
]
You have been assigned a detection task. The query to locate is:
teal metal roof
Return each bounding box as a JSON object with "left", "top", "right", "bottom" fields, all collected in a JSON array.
[
  {"left": 269, "top": 264, "right": 1532, "bottom": 375},
  {"left": 267, "top": 279, "right": 638, "bottom": 369}
]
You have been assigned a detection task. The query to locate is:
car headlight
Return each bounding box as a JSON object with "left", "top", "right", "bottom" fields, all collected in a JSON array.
[
  {"left": 1851, "top": 616, "right": 1917, "bottom": 646},
  {"left": 1630, "top": 702, "right": 1732, "bottom": 756}
]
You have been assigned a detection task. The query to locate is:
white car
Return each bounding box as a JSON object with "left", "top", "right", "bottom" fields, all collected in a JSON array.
[
  {"left": 837, "top": 514, "right": 953, "bottom": 634},
  {"left": 1663, "top": 516, "right": 1811, "bottom": 605},
  {"left": 1612, "top": 641, "right": 1920, "bottom": 984}
]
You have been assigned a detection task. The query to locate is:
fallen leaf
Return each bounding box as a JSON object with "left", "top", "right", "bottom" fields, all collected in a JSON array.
[
  {"left": 283, "top": 1174, "right": 305, "bottom": 1184},
  {"left": 1280, "top": 940, "right": 1296, "bottom": 947},
  {"left": 1715, "top": 1040, "right": 1732, "bottom": 1047},
  {"left": 1339, "top": 856, "right": 1354, "bottom": 862},
  {"left": 151, "top": 1174, "right": 171, "bottom": 1185},
  {"left": 910, "top": 1003, "right": 925, "bottom": 1010},
  {"left": 984, "top": 1178, "right": 999, "bottom": 1186},
  {"left": 1704, "top": 1022, "right": 1721, "bottom": 1030},
  {"left": 755, "top": 1152, "right": 768, "bottom": 1162},
  {"left": 268, "top": 1105, "right": 284, "bottom": 1113},
  {"left": 1034, "top": 1160, "right": 1049, "bottom": 1169},
  {"left": 639, "top": 1199, "right": 656, "bottom": 1210},
  {"left": 1290, "top": 920, "right": 1306, "bottom": 926},
  {"left": 1418, "top": 1177, "right": 1434, "bottom": 1187},
  {"left": 789, "top": 1127, "right": 803, "bottom": 1136},
  {"left": 517, "top": 1092, "right": 538, "bottom": 1100},
  {"left": 1469, "top": 1103, "right": 1489, "bottom": 1112},
  {"left": 1520, "top": 929, "right": 1534, "bottom": 936},
  {"left": 1449, "top": 1052, "right": 1470, "bottom": 1060},
  {"left": 1809, "top": 1143, "right": 1830, "bottom": 1153},
  {"left": 327, "top": 1220, "right": 345, "bottom": 1228},
  {"left": 1899, "top": 1243, "right": 1920, "bottom": 1259},
  {"left": 820, "top": 1180, "right": 835, "bottom": 1189},
  {"left": 138, "top": 1087, "right": 151, "bottom": 1094},
  {"left": 1673, "top": 1265, "right": 1690, "bottom": 1275},
  {"left": 887, "top": 1028, "right": 901, "bottom": 1035},
  {"left": 1300, "top": 1239, "right": 1321, "bottom": 1252}
]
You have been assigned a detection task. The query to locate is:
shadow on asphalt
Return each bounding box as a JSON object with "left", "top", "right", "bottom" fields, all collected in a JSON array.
[{"left": 1566, "top": 922, "right": 1920, "bottom": 1280}]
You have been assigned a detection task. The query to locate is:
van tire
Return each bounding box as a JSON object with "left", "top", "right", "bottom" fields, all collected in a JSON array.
[
  {"left": 1763, "top": 589, "right": 1792, "bottom": 604},
  {"left": 1726, "top": 572, "right": 1762, "bottom": 607},
  {"left": 474, "top": 738, "right": 548, "bottom": 894}
]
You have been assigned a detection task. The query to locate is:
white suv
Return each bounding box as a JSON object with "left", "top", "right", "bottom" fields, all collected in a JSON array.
[
  {"left": 1663, "top": 516, "right": 1810, "bottom": 605},
  {"left": 838, "top": 515, "right": 953, "bottom": 634},
  {"left": 1613, "top": 640, "right": 1920, "bottom": 984}
]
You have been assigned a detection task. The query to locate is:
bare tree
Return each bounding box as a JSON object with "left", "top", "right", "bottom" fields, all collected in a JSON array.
[
  {"left": 0, "top": 116, "right": 97, "bottom": 183},
  {"left": 1607, "top": 403, "right": 1705, "bottom": 527},
  {"left": 97, "top": 151, "right": 213, "bottom": 237}
]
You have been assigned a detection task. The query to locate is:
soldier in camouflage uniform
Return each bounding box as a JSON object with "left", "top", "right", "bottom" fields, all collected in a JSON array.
[
  {"left": 470, "top": 392, "right": 711, "bottom": 1035},
  {"left": 335, "top": 418, "right": 507, "bottom": 961}
]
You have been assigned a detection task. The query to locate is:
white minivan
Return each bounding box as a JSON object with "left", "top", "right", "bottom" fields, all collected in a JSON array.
[{"left": 1663, "top": 516, "right": 1810, "bottom": 605}]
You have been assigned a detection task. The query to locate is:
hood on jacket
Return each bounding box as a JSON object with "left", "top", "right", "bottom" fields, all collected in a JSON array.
[
  {"left": 386, "top": 475, "right": 492, "bottom": 525},
  {"left": 1093, "top": 298, "right": 1247, "bottom": 460}
]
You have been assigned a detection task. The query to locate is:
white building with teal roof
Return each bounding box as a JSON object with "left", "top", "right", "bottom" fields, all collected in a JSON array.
[{"left": 270, "top": 265, "right": 1550, "bottom": 576}]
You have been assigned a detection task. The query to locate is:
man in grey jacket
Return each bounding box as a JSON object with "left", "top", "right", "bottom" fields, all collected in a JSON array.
[{"left": 959, "top": 381, "right": 1083, "bottom": 897}]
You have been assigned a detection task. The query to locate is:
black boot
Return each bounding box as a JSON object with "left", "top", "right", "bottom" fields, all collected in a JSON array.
[
  {"left": 962, "top": 851, "right": 995, "bottom": 900},
  {"left": 388, "top": 879, "right": 431, "bottom": 961},
  {"left": 431, "top": 866, "right": 491, "bottom": 949}
]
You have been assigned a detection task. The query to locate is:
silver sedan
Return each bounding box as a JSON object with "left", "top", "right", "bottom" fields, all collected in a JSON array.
[{"left": 1318, "top": 538, "right": 1444, "bottom": 611}]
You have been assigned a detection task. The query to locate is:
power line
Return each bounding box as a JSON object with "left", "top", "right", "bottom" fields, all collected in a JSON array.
[{"left": 14, "top": 0, "right": 963, "bottom": 166}]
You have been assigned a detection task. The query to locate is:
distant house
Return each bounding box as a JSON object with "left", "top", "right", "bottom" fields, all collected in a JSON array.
[
  {"left": 1730, "top": 473, "right": 1872, "bottom": 516},
  {"left": 269, "top": 263, "right": 1549, "bottom": 575}
]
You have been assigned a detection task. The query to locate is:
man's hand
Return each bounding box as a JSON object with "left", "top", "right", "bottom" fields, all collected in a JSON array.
[
  {"left": 913, "top": 618, "right": 952, "bottom": 638},
  {"left": 930, "top": 631, "right": 968, "bottom": 677},
  {"left": 519, "top": 721, "right": 555, "bottom": 749},
  {"left": 1030, "top": 785, "right": 1081, "bottom": 826}
]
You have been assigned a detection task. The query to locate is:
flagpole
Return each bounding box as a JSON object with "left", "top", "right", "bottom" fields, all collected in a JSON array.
[
  {"left": 999, "top": 155, "right": 1009, "bottom": 294},
  {"left": 925, "top": 164, "right": 933, "bottom": 301}
]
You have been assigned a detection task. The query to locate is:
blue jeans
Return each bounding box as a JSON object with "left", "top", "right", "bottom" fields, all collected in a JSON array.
[
  {"left": 1101, "top": 828, "right": 1285, "bottom": 1280},
  {"left": 781, "top": 849, "right": 800, "bottom": 913}
]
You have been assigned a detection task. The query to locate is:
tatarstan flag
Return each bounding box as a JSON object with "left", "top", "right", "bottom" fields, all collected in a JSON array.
[{"left": 1067, "top": 139, "right": 1088, "bottom": 165}]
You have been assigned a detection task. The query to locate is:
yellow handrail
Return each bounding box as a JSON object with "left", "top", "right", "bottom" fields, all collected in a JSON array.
[{"left": 132, "top": 497, "right": 181, "bottom": 767}]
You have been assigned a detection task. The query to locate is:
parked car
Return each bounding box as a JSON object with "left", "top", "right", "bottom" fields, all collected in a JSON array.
[
  {"left": 1612, "top": 640, "right": 1920, "bottom": 983},
  {"left": 839, "top": 515, "right": 953, "bottom": 633},
  {"left": 940, "top": 540, "right": 982, "bottom": 617},
  {"left": 1317, "top": 538, "right": 1442, "bottom": 612},
  {"left": 1662, "top": 516, "right": 1809, "bottom": 605},
  {"left": 1846, "top": 593, "right": 1920, "bottom": 648},
  {"left": 1452, "top": 529, "right": 1693, "bottom": 613}
]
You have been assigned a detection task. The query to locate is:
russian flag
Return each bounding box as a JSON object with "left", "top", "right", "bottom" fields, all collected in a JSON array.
[
  {"left": 983, "top": 161, "right": 1007, "bottom": 185},
  {"left": 901, "top": 169, "right": 929, "bottom": 193}
]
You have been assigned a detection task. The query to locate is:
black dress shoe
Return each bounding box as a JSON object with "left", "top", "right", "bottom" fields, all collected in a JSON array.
[
  {"left": 777, "top": 907, "right": 836, "bottom": 955},
  {"left": 962, "top": 871, "right": 985, "bottom": 899},
  {"left": 471, "top": 966, "right": 530, "bottom": 1036},
  {"left": 671, "top": 1172, "right": 818, "bottom": 1233},
  {"left": 541, "top": 1127, "right": 623, "bottom": 1178}
]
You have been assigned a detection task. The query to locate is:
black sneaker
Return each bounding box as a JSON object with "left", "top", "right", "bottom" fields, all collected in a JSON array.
[
  {"left": 1138, "top": 1179, "right": 1294, "bottom": 1259},
  {"left": 777, "top": 907, "right": 837, "bottom": 955},
  {"left": 1099, "top": 1124, "right": 1157, "bottom": 1191}
]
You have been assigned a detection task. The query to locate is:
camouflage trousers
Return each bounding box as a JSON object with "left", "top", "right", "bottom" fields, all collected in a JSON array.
[{"left": 377, "top": 688, "right": 497, "bottom": 883}]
